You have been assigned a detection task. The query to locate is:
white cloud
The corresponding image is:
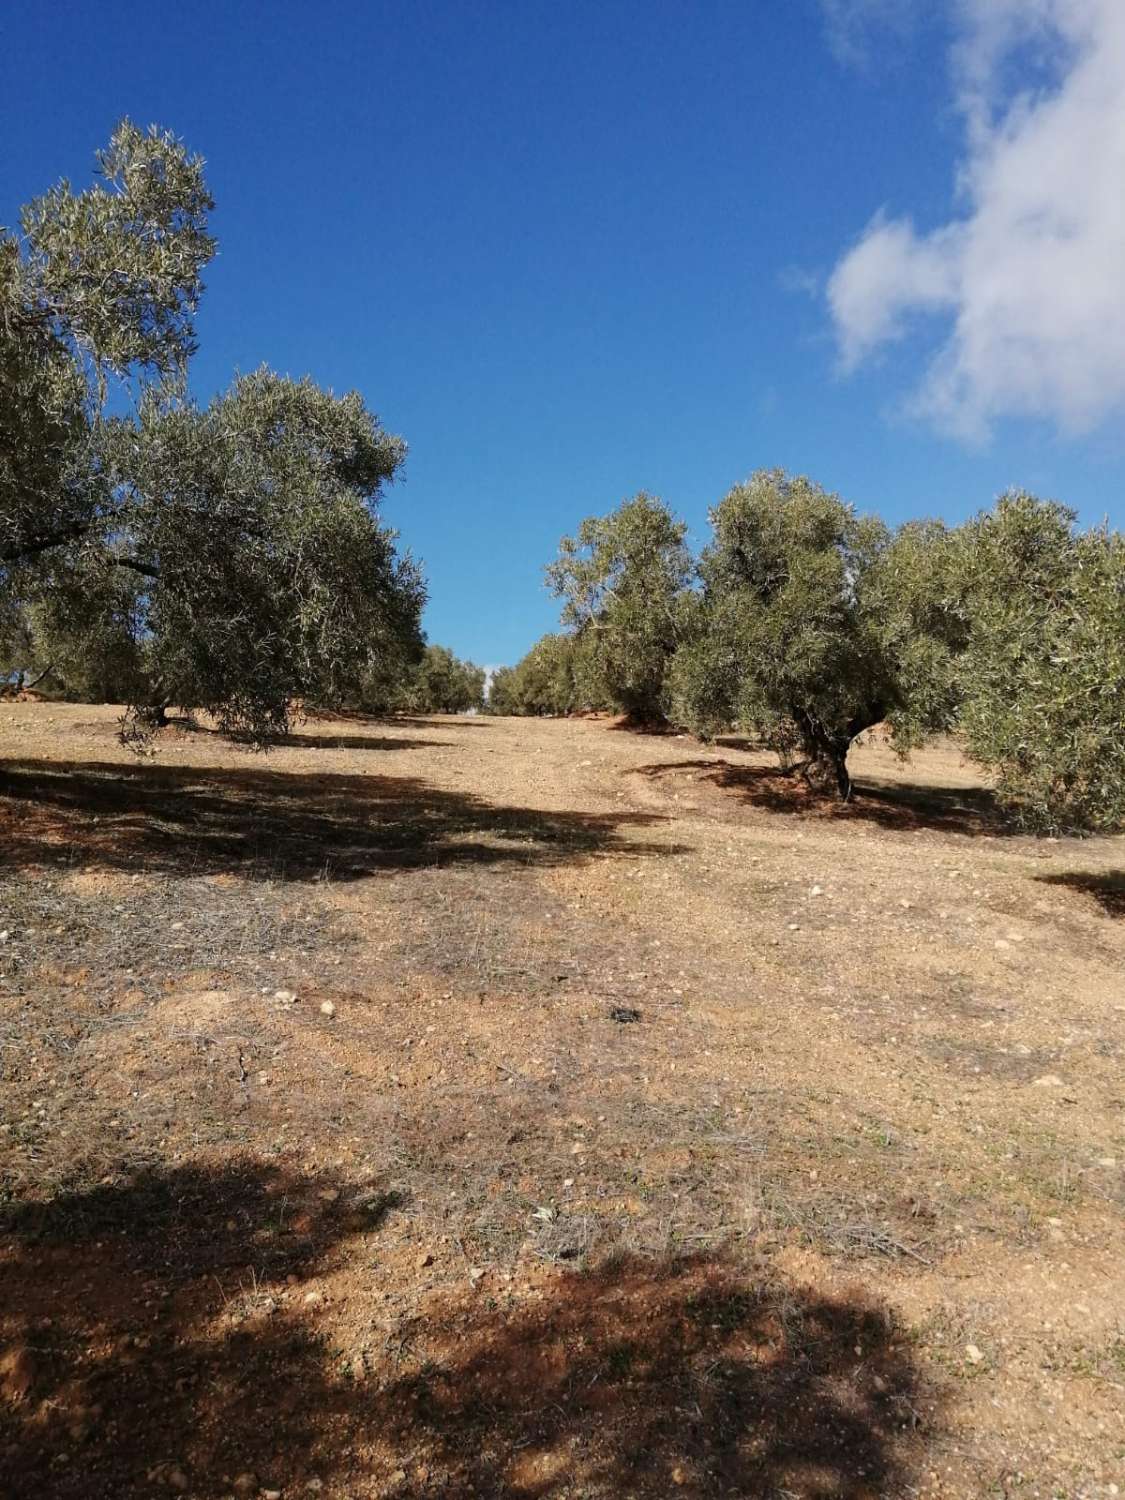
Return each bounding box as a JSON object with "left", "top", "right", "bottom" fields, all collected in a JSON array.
[{"left": 827, "top": 0, "right": 1125, "bottom": 439}]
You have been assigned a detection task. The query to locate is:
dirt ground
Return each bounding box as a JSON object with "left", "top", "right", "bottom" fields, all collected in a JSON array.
[{"left": 0, "top": 702, "right": 1122, "bottom": 1499}]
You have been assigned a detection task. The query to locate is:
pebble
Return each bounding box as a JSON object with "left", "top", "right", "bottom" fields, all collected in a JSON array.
[
  {"left": 319, "top": 1001, "right": 336, "bottom": 1018},
  {"left": 965, "top": 1344, "right": 984, "bottom": 1364},
  {"left": 232, "top": 1475, "right": 258, "bottom": 1496},
  {"left": 1032, "top": 1074, "right": 1065, "bottom": 1087},
  {"left": 168, "top": 1470, "right": 189, "bottom": 1492},
  {"left": 274, "top": 989, "right": 297, "bottom": 1005}
]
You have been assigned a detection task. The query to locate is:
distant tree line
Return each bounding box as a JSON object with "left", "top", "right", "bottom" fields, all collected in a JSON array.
[
  {"left": 490, "top": 478, "right": 1125, "bottom": 833},
  {"left": 1, "top": 122, "right": 425, "bottom": 743}
]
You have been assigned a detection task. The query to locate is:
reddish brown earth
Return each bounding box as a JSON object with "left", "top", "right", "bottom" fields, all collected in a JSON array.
[{"left": 1, "top": 703, "right": 1122, "bottom": 1498}]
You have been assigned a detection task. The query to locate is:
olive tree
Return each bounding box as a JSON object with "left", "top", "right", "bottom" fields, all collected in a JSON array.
[
  {"left": 486, "top": 632, "right": 604, "bottom": 716},
  {"left": 2, "top": 125, "right": 425, "bottom": 744},
  {"left": 955, "top": 492, "right": 1125, "bottom": 832},
  {"left": 671, "top": 470, "right": 962, "bottom": 799},
  {"left": 546, "top": 493, "right": 694, "bottom": 724},
  {"left": 112, "top": 370, "right": 424, "bottom": 741},
  {"left": 400, "top": 645, "right": 486, "bottom": 714},
  {"left": 1, "top": 121, "right": 214, "bottom": 578}
]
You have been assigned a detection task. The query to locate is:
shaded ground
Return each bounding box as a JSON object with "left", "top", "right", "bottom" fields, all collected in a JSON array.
[{"left": 1, "top": 704, "right": 1123, "bottom": 1497}]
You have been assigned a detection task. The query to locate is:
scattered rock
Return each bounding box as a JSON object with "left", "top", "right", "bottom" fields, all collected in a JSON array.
[
  {"left": 273, "top": 989, "right": 297, "bottom": 1005},
  {"left": 302, "top": 1290, "right": 324, "bottom": 1307},
  {"left": 468, "top": 1266, "right": 485, "bottom": 1283},
  {"left": 0, "top": 1344, "right": 36, "bottom": 1404},
  {"left": 965, "top": 1344, "right": 984, "bottom": 1365},
  {"left": 319, "top": 1000, "right": 336, "bottom": 1018}
]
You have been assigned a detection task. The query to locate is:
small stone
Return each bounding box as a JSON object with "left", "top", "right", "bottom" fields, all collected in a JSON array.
[
  {"left": 168, "top": 1470, "right": 189, "bottom": 1492},
  {"left": 390, "top": 1469, "right": 407, "bottom": 1484},
  {"left": 232, "top": 1475, "right": 259, "bottom": 1497},
  {"left": 899, "top": 899, "right": 913, "bottom": 909},
  {"left": 468, "top": 1266, "right": 485, "bottom": 1282},
  {"left": 1096, "top": 1157, "right": 1117, "bottom": 1167},
  {"left": 273, "top": 989, "right": 297, "bottom": 1005},
  {"left": 964, "top": 1344, "right": 984, "bottom": 1364},
  {"left": 809, "top": 885, "right": 823, "bottom": 896},
  {"left": 317, "top": 1188, "right": 339, "bottom": 1203},
  {"left": 319, "top": 1000, "right": 335, "bottom": 1018},
  {"left": 305, "top": 1484, "right": 323, "bottom": 1495},
  {"left": 0, "top": 1344, "right": 36, "bottom": 1404},
  {"left": 787, "top": 923, "right": 800, "bottom": 931},
  {"left": 1032, "top": 1074, "right": 1065, "bottom": 1088},
  {"left": 302, "top": 1290, "right": 323, "bottom": 1307},
  {"left": 0, "top": 930, "right": 9, "bottom": 943},
  {"left": 418, "top": 1251, "right": 434, "bottom": 1268},
  {"left": 994, "top": 939, "right": 1011, "bottom": 951},
  {"left": 261, "top": 1490, "right": 282, "bottom": 1500}
]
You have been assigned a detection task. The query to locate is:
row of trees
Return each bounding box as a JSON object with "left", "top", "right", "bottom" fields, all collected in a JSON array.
[
  {"left": 2, "top": 122, "right": 426, "bottom": 742},
  {"left": 496, "top": 478, "right": 1124, "bottom": 833}
]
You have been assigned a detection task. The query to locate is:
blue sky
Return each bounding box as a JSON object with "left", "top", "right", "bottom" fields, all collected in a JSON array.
[{"left": 3, "top": 1, "right": 1123, "bottom": 665}]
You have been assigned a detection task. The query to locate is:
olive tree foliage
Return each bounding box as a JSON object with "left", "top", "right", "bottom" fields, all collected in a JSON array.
[
  {"left": 1, "top": 121, "right": 214, "bottom": 577},
  {"left": 397, "top": 644, "right": 486, "bottom": 714},
  {"left": 2, "top": 123, "right": 426, "bottom": 743},
  {"left": 546, "top": 493, "right": 695, "bottom": 724},
  {"left": 954, "top": 493, "right": 1125, "bottom": 833},
  {"left": 671, "top": 471, "right": 963, "bottom": 799},
  {"left": 114, "top": 371, "right": 424, "bottom": 741},
  {"left": 487, "top": 632, "right": 605, "bottom": 716}
]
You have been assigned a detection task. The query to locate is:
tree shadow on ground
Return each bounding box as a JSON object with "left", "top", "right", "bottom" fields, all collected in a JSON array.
[
  {"left": 0, "top": 759, "right": 684, "bottom": 881},
  {"left": 633, "top": 759, "right": 1015, "bottom": 837},
  {"left": 164, "top": 720, "right": 442, "bottom": 753},
  {"left": 0, "top": 1162, "right": 936, "bottom": 1499},
  {"left": 305, "top": 709, "right": 491, "bottom": 730},
  {"left": 1035, "top": 871, "right": 1125, "bottom": 918}
]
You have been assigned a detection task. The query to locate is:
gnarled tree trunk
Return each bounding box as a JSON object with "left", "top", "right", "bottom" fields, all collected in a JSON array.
[{"left": 792, "top": 702, "right": 887, "bottom": 802}]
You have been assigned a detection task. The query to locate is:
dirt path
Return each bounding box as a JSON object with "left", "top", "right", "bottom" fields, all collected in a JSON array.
[{"left": 1, "top": 704, "right": 1122, "bottom": 1497}]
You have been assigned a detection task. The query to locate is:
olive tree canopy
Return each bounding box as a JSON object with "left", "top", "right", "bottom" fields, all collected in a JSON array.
[{"left": 546, "top": 493, "right": 694, "bottom": 724}]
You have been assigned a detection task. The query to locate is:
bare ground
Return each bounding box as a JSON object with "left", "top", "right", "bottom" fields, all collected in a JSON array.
[{"left": 0, "top": 703, "right": 1122, "bottom": 1498}]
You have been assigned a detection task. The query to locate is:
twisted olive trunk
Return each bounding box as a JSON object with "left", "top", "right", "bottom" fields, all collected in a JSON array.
[{"left": 793, "top": 702, "right": 887, "bottom": 802}]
